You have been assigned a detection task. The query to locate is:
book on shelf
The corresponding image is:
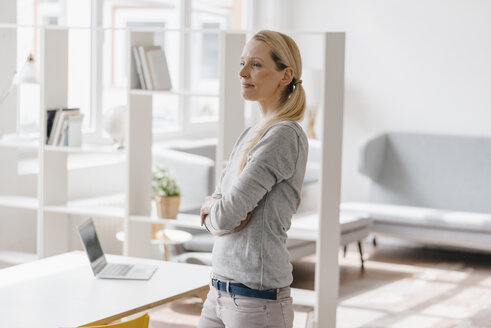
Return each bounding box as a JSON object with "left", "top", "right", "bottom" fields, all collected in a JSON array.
[
  {"left": 132, "top": 45, "right": 172, "bottom": 91},
  {"left": 46, "top": 109, "right": 58, "bottom": 144},
  {"left": 62, "top": 114, "right": 84, "bottom": 147},
  {"left": 138, "top": 45, "right": 158, "bottom": 90},
  {"left": 132, "top": 46, "right": 146, "bottom": 89},
  {"left": 47, "top": 108, "right": 63, "bottom": 145},
  {"left": 146, "top": 48, "right": 172, "bottom": 90},
  {"left": 46, "top": 108, "right": 83, "bottom": 146}
]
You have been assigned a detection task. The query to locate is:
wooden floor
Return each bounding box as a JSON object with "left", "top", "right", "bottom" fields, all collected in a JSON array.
[{"left": 149, "top": 238, "right": 491, "bottom": 327}]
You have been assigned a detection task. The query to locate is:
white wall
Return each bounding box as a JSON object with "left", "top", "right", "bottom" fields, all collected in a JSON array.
[{"left": 285, "top": 0, "right": 491, "bottom": 201}]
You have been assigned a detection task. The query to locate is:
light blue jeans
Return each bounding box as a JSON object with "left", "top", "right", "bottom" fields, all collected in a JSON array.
[{"left": 198, "top": 285, "right": 293, "bottom": 328}]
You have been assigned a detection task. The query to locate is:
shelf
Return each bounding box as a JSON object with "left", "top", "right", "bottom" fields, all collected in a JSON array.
[
  {"left": 130, "top": 212, "right": 204, "bottom": 230},
  {"left": 130, "top": 89, "right": 218, "bottom": 98},
  {"left": 153, "top": 137, "right": 217, "bottom": 150},
  {"left": 0, "top": 136, "right": 124, "bottom": 155},
  {"left": 44, "top": 194, "right": 125, "bottom": 219},
  {"left": 44, "top": 143, "right": 124, "bottom": 154},
  {"left": 18, "top": 153, "right": 125, "bottom": 176},
  {"left": 0, "top": 138, "right": 38, "bottom": 150},
  {"left": 0, "top": 195, "right": 38, "bottom": 210}
]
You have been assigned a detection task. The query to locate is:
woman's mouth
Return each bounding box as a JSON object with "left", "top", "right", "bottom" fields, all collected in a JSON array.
[{"left": 241, "top": 83, "right": 254, "bottom": 88}]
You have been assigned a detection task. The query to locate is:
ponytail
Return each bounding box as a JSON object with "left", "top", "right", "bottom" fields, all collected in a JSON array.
[{"left": 239, "top": 76, "right": 306, "bottom": 172}]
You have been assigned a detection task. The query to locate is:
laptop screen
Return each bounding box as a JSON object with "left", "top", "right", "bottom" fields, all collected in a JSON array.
[{"left": 78, "top": 219, "right": 104, "bottom": 263}]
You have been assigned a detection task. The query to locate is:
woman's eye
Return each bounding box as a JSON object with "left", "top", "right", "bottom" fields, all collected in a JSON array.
[
  {"left": 239, "top": 62, "right": 245, "bottom": 66},
  {"left": 253, "top": 62, "right": 261, "bottom": 67}
]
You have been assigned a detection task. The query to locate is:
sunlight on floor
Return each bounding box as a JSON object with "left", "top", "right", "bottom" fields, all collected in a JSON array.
[{"left": 148, "top": 240, "right": 491, "bottom": 328}]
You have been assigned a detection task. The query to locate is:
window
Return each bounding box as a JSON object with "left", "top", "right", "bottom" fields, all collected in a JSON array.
[
  {"left": 189, "top": 1, "right": 235, "bottom": 123},
  {"left": 17, "top": 0, "right": 92, "bottom": 132},
  {"left": 16, "top": 0, "right": 242, "bottom": 140},
  {"left": 189, "top": 23, "right": 220, "bottom": 123}
]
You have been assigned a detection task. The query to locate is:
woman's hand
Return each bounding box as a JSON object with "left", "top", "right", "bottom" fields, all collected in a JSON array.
[{"left": 200, "top": 196, "right": 217, "bottom": 226}]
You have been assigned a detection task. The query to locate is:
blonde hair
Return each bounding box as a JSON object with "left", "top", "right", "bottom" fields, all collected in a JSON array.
[{"left": 239, "top": 30, "right": 306, "bottom": 172}]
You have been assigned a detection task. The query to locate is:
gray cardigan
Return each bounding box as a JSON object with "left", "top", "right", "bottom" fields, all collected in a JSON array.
[{"left": 209, "top": 120, "right": 308, "bottom": 290}]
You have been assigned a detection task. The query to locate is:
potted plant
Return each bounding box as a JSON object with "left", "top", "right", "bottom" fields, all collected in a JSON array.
[{"left": 152, "top": 165, "right": 181, "bottom": 219}]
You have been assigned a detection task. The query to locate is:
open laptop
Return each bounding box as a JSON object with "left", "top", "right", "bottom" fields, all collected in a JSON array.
[{"left": 77, "top": 218, "right": 157, "bottom": 280}]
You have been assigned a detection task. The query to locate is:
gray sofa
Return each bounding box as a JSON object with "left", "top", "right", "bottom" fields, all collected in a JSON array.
[{"left": 342, "top": 132, "right": 491, "bottom": 252}]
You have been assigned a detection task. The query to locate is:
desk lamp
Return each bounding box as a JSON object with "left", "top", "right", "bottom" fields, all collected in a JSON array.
[{"left": 0, "top": 53, "right": 40, "bottom": 103}]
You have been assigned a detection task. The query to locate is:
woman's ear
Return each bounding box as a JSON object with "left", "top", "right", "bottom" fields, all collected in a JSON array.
[{"left": 279, "top": 67, "right": 294, "bottom": 87}]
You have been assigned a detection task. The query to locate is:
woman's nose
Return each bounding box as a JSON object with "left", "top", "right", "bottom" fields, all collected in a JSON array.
[{"left": 239, "top": 66, "right": 249, "bottom": 78}]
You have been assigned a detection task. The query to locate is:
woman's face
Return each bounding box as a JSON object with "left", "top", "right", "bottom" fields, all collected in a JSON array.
[{"left": 239, "top": 39, "right": 286, "bottom": 108}]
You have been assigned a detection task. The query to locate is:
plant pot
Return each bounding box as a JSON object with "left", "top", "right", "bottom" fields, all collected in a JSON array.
[{"left": 154, "top": 195, "right": 180, "bottom": 219}]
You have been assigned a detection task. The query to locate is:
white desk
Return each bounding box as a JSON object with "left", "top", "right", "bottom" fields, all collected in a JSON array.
[{"left": 0, "top": 251, "right": 211, "bottom": 328}]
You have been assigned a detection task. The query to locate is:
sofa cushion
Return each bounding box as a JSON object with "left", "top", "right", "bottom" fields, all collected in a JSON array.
[
  {"left": 292, "top": 211, "right": 372, "bottom": 234},
  {"left": 152, "top": 147, "right": 215, "bottom": 211},
  {"left": 371, "top": 223, "right": 491, "bottom": 252},
  {"left": 168, "top": 138, "right": 217, "bottom": 161},
  {"left": 342, "top": 202, "right": 491, "bottom": 233},
  {"left": 303, "top": 139, "right": 321, "bottom": 184},
  {"left": 358, "top": 133, "right": 491, "bottom": 213},
  {"left": 182, "top": 233, "right": 214, "bottom": 252},
  {"left": 172, "top": 252, "right": 213, "bottom": 266}
]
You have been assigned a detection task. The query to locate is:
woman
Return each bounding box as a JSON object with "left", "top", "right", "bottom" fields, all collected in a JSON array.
[{"left": 198, "top": 30, "right": 308, "bottom": 328}]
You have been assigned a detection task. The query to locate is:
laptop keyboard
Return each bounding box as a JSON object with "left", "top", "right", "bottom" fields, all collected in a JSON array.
[{"left": 103, "top": 264, "right": 134, "bottom": 276}]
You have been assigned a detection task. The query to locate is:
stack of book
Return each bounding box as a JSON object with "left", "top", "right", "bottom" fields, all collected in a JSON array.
[
  {"left": 46, "top": 108, "right": 83, "bottom": 146},
  {"left": 132, "top": 45, "right": 172, "bottom": 90}
]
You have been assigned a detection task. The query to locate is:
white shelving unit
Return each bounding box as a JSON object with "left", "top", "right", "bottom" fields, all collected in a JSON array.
[
  {"left": 44, "top": 144, "right": 123, "bottom": 154},
  {"left": 0, "top": 26, "right": 125, "bottom": 265},
  {"left": 36, "top": 29, "right": 128, "bottom": 258},
  {"left": 123, "top": 30, "right": 245, "bottom": 257}
]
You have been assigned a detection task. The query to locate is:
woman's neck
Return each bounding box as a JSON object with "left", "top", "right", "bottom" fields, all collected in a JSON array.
[{"left": 257, "top": 92, "right": 283, "bottom": 119}]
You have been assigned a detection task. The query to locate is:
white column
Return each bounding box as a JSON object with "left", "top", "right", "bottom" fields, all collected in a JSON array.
[
  {"left": 216, "top": 32, "right": 246, "bottom": 181},
  {"left": 0, "top": 1, "right": 17, "bottom": 246},
  {"left": 90, "top": 0, "right": 103, "bottom": 139},
  {"left": 125, "top": 31, "right": 154, "bottom": 258},
  {"left": 126, "top": 93, "right": 153, "bottom": 258},
  {"left": 314, "top": 32, "right": 346, "bottom": 328},
  {"left": 38, "top": 29, "right": 70, "bottom": 257},
  {"left": 179, "top": 0, "right": 192, "bottom": 135}
]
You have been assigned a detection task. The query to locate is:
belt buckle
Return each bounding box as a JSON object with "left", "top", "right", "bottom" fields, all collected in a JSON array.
[
  {"left": 212, "top": 278, "right": 230, "bottom": 293},
  {"left": 211, "top": 278, "right": 218, "bottom": 289}
]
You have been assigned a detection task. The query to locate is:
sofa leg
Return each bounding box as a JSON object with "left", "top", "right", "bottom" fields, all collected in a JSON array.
[
  {"left": 343, "top": 245, "right": 347, "bottom": 257},
  {"left": 372, "top": 237, "right": 377, "bottom": 247},
  {"left": 358, "top": 241, "right": 365, "bottom": 271}
]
